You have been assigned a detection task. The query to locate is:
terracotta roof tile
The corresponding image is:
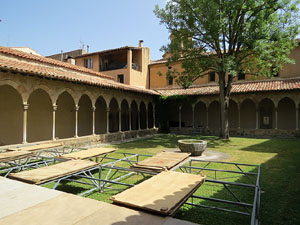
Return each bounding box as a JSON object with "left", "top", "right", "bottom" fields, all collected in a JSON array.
[
  {"left": 0, "top": 46, "right": 158, "bottom": 95},
  {"left": 155, "top": 78, "right": 300, "bottom": 96}
]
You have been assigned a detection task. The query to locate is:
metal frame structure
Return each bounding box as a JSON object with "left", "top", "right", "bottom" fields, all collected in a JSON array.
[
  {"left": 176, "top": 159, "right": 261, "bottom": 225},
  {"left": 1, "top": 150, "right": 261, "bottom": 225}
]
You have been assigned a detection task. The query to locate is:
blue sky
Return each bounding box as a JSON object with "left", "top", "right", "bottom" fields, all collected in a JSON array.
[{"left": 0, "top": 0, "right": 169, "bottom": 60}]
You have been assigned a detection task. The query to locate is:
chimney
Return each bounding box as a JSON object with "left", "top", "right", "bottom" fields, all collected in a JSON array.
[
  {"left": 66, "top": 56, "right": 75, "bottom": 65},
  {"left": 60, "top": 50, "right": 63, "bottom": 61},
  {"left": 139, "top": 40, "right": 144, "bottom": 47},
  {"left": 87, "top": 45, "right": 89, "bottom": 53}
]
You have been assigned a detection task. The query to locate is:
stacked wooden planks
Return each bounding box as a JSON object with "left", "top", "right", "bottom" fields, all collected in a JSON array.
[
  {"left": 8, "top": 160, "right": 99, "bottom": 184},
  {"left": 130, "top": 152, "right": 190, "bottom": 173},
  {"left": 0, "top": 151, "right": 34, "bottom": 163},
  {"left": 58, "top": 147, "right": 115, "bottom": 160},
  {"left": 111, "top": 170, "right": 206, "bottom": 216}
]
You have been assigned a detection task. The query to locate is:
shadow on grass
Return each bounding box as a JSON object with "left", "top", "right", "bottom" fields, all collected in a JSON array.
[
  {"left": 178, "top": 138, "right": 300, "bottom": 225},
  {"left": 112, "top": 134, "right": 231, "bottom": 151}
]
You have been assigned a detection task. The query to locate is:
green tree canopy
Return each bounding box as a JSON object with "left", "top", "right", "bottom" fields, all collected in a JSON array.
[{"left": 154, "top": 0, "right": 299, "bottom": 139}]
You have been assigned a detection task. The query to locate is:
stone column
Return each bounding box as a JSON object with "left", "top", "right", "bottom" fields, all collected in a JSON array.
[
  {"left": 129, "top": 108, "right": 132, "bottom": 131},
  {"left": 75, "top": 105, "right": 80, "bottom": 138},
  {"left": 22, "top": 103, "right": 29, "bottom": 144},
  {"left": 206, "top": 108, "right": 209, "bottom": 129},
  {"left": 275, "top": 107, "right": 278, "bottom": 129},
  {"left": 106, "top": 107, "right": 110, "bottom": 134},
  {"left": 237, "top": 104, "right": 241, "bottom": 129},
  {"left": 179, "top": 105, "right": 182, "bottom": 130},
  {"left": 296, "top": 106, "right": 299, "bottom": 130},
  {"left": 146, "top": 109, "right": 148, "bottom": 129},
  {"left": 52, "top": 104, "right": 57, "bottom": 140},
  {"left": 119, "top": 108, "right": 122, "bottom": 132},
  {"left": 192, "top": 105, "right": 195, "bottom": 129},
  {"left": 92, "top": 106, "right": 96, "bottom": 135},
  {"left": 256, "top": 106, "right": 259, "bottom": 129},
  {"left": 153, "top": 106, "right": 156, "bottom": 128},
  {"left": 138, "top": 109, "right": 141, "bottom": 130}
]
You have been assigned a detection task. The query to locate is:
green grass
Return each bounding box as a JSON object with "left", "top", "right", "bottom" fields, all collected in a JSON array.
[{"left": 21, "top": 134, "right": 300, "bottom": 224}]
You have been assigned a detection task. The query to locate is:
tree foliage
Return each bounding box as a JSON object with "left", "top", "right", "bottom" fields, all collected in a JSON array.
[
  {"left": 154, "top": 0, "right": 299, "bottom": 139},
  {"left": 154, "top": 0, "right": 299, "bottom": 87}
]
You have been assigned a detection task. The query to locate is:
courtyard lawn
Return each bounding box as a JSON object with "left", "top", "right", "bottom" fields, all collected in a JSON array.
[{"left": 43, "top": 134, "right": 300, "bottom": 225}]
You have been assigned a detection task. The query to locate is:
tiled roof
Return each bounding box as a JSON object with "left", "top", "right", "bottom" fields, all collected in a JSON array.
[
  {"left": 0, "top": 46, "right": 158, "bottom": 95},
  {"left": 0, "top": 46, "right": 113, "bottom": 80},
  {"left": 155, "top": 78, "right": 300, "bottom": 96}
]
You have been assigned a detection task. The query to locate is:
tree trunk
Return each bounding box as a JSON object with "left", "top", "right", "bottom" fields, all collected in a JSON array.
[{"left": 219, "top": 74, "right": 230, "bottom": 139}]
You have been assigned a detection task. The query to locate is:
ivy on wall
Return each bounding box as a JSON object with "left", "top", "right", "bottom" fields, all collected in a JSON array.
[{"left": 154, "top": 95, "right": 198, "bottom": 132}]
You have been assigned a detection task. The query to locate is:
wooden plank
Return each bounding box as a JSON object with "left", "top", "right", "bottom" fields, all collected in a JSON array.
[
  {"left": 9, "top": 143, "right": 63, "bottom": 152},
  {"left": 9, "top": 160, "right": 99, "bottom": 184},
  {"left": 111, "top": 171, "right": 206, "bottom": 216},
  {"left": 58, "top": 147, "right": 115, "bottom": 160},
  {"left": 130, "top": 152, "right": 190, "bottom": 172},
  {"left": 0, "top": 151, "right": 33, "bottom": 163}
]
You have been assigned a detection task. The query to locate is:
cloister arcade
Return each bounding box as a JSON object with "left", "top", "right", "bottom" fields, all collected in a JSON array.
[
  {"left": 0, "top": 74, "right": 156, "bottom": 146},
  {"left": 169, "top": 93, "right": 300, "bottom": 136}
]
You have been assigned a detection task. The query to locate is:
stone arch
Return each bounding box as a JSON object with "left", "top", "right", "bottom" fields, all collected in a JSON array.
[
  {"left": 208, "top": 101, "right": 220, "bottom": 129},
  {"left": 27, "top": 89, "right": 52, "bottom": 142},
  {"left": 109, "top": 98, "right": 119, "bottom": 133},
  {"left": 131, "top": 101, "right": 139, "bottom": 130},
  {"left": 0, "top": 80, "right": 25, "bottom": 103},
  {"left": 27, "top": 85, "right": 54, "bottom": 104},
  {"left": 78, "top": 94, "right": 93, "bottom": 136},
  {"left": 240, "top": 99, "right": 256, "bottom": 129},
  {"left": 95, "top": 96, "right": 107, "bottom": 134},
  {"left": 194, "top": 101, "right": 207, "bottom": 129},
  {"left": 259, "top": 98, "right": 275, "bottom": 129},
  {"left": 229, "top": 100, "right": 238, "bottom": 129},
  {"left": 181, "top": 102, "right": 193, "bottom": 128},
  {"left": 56, "top": 91, "right": 75, "bottom": 139},
  {"left": 278, "top": 97, "right": 296, "bottom": 130},
  {"left": 0, "top": 85, "right": 23, "bottom": 145},
  {"left": 54, "top": 88, "right": 77, "bottom": 104},
  {"left": 121, "top": 100, "right": 130, "bottom": 131},
  {"left": 148, "top": 102, "right": 154, "bottom": 128},
  {"left": 140, "top": 101, "right": 147, "bottom": 129}
]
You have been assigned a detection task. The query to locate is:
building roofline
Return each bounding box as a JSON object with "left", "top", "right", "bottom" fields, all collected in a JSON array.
[{"left": 74, "top": 46, "right": 143, "bottom": 58}]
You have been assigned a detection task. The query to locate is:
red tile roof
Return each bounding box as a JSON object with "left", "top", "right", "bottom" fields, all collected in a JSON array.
[
  {"left": 0, "top": 46, "right": 158, "bottom": 95},
  {"left": 155, "top": 78, "right": 300, "bottom": 96}
]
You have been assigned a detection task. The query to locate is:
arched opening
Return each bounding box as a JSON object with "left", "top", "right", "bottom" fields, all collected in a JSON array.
[
  {"left": 56, "top": 92, "right": 75, "bottom": 139},
  {"left": 95, "top": 96, "right": 107, "bottom": 134},
  {"left": 0, "top": 85, "right": 23, "bottom": 145},
  {"left": 78, "top": 94, "right": 92, "bottom": 136},
  {"left": 169, "top": 103, "right": 180, "bottom": 127},
  {"left": 208, "top": 101, "right": 220, "bottom": 129},
  {"left": 259, "top": 98, "right": 275, "bottom": 129},
  {"left": 140, "top": 102, "right": 147, "bottom": 129},
  {"left": 131, "top": 101, "right": 138, "bottom": 130},
  {"left": 229, "top": 100, "right": 238, "bottom": 129},
  {"left": 148, "top": 103, "right": 154, "bottom": 128},
  {"left": 109, "top": 98, "right": 119, "bottom": 133},
  {"left": 194, "top": 101, "right": 207, "bottom": 129},
  {"left": 181, "top": 102, "right": 193, "bottom": 128},
  {"left": 121, "top": 100, "right": 129, "bottom": 131},
  {"left": 278, "top": 97, "right": 295, "bottom": 130},
  {"left": 240, "top": 99, "right": 256, "bottom": 129},
  {"left": 27, "top": 89, "right": 52, "bottom": 142}
]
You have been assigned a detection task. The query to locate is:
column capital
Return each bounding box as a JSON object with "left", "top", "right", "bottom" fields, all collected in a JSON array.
[
  {"left": 92, "top": 106, "right": 96, "bottom": 111},
  {"left": 52, "top": 104, "right": 58, "bottom": 111},
  {"left": 106, "top": 107, "right": 110, "bottom": 112},
  {"left": 23, "top": 103, "right": 29, "bottom": 110},
  {"left": 75, "top": 105, "right": 80, "bottom": 111}
]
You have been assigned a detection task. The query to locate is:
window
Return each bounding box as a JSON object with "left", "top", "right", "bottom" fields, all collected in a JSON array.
[
  {"left": 168, "top": 76, "right": 173, "bottom": 85},
  {"left": 238, "top": 72, "right": 245, "bottom": 80},
  {"left": 117, "top": 74, "right": 124, "bottom": 83},
  {"left": 84, "top": 58, "right": 93, "bottom": 69},
  {"left": 209, "top": 72, "right": 215, "bottom": 82}
]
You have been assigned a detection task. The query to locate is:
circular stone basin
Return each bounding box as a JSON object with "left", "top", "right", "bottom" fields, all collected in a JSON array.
[{"left": 178, "top": 139, "right": 207, "bottom": 156}]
